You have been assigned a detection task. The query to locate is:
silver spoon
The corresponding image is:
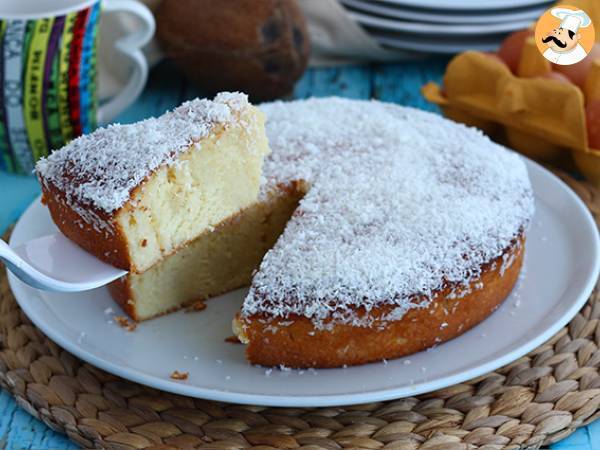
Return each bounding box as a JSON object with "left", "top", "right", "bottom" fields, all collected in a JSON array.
[{"left": 1, "top": 233, "right": 127, "bottom": 292}]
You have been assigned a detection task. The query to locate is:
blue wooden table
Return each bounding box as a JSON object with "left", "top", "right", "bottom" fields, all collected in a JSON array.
[{"left": 0, "top": 60, "right": 598, "bottom": 449}]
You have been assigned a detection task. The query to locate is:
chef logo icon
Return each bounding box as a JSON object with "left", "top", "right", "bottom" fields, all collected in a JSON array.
[{"left": 535, "top": 6, "right": 595, "bottom": 65}]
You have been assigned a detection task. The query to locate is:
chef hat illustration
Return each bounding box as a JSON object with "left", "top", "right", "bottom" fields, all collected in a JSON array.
[{"left": 551, "top": 8, "right": 592, "bottom": 33}]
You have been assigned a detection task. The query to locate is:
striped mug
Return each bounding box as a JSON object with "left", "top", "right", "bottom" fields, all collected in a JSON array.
[{"left": 0, "top": 0, "right": 155, "bottom": 174}]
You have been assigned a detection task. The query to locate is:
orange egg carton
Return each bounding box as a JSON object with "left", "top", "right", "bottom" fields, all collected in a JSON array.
[{"left": 422, "top": 0, "right": 600, "bottom": 185}]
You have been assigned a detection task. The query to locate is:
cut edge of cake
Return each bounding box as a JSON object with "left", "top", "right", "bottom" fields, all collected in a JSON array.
[{"left": 108, "top": 182, "right": 305, "bottom": 321}]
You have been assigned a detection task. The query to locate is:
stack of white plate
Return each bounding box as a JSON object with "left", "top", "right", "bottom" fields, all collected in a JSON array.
[{"left": 340, "top": 0, "right": 553, "bottom": 54}]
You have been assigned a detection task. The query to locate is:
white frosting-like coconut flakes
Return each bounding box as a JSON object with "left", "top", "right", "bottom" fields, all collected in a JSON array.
[
  {"left": 35, "top": 92, "right": 249, "bottom": 215},
  {"left": 242, "top": 97, "right": 534, "bottom": 326}
]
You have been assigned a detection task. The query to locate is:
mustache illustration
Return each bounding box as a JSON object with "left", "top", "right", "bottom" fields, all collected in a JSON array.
[{"left": 542, "top": 35, "right": 567, "bottom": 48}]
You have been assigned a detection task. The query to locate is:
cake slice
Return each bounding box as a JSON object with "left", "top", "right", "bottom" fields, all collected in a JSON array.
[{"left": 36, "top": 93, "right": 270, "bottom": 273}]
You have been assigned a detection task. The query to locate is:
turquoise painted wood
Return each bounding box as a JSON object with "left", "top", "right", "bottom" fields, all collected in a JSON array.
[{"left": 0, "top": 61, "right": 598, "bottom": 449}]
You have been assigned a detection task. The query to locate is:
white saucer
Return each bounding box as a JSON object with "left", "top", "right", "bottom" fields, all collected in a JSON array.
[
  {"left": 8, "top": 158, "right": 599, "bottom": 407},
  {"left": 371, "top": 30, "right": 504, "bottom": 53},
  {"left": 341, "top": 0, "right": 549, "bottom": 24},
  {"left": 349, "top": 10, "right": 534, "bottom": 35},
  {"left": 374, "top": 0, "right": 552, "bottom": 11}
]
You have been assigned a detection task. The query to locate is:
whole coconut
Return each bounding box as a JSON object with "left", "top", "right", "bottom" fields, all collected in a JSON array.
[{"left": 156, "top": 0, "right": 310, "bottom": 101}]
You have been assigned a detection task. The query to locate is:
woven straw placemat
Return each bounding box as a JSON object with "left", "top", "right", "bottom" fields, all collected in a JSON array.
[{"left": 1, "top": 171, "right": 599, "bottom": 450}]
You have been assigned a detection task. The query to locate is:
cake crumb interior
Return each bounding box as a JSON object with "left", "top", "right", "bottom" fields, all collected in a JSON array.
[{"left": 113, "top": 184, "right": 305, "bottom": 320}]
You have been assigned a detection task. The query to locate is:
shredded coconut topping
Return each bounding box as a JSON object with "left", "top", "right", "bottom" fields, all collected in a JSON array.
[
  {"left": 35, "top": 92, "right": 249, "bottom": 214},
  {"left": 243, "top": 97, "right": 534, "bottom": 326}
]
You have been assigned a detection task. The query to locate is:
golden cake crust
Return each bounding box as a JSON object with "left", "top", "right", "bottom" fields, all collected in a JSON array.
[
  {"left": 41, "top": 182, "right": 131, "bottom": 270},
  {"left": 236, "top": 236, "right": 524, "bottom": 368}
]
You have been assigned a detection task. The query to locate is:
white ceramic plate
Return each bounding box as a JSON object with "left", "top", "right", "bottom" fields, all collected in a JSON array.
[
  {"left": 341, "top": 0, "right": 549, "bottom": 24},
  {"left": 349, "top": 10, "right": 533, "bottom": 35},
  {"left": 370, "top": 31, "right": 504, "bottom": 53},
  {"left": 374, "top": 0, "right": 552, "bottom": 11},
  {"left": 8, "top": 158, "right": 599, "bottom": 407}
]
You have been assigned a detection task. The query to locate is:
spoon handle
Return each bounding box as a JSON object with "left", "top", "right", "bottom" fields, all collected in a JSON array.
[
  {"left": 0, "top": 239, "right": 54, "bottom": 290},
  {"left": 1, "top": 236, "right": 127, "bottom": 293}
]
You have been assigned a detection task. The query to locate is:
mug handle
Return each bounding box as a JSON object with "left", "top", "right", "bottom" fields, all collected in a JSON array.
[{"left": 97, "top": 0, "right": 155, "bottom": 124}]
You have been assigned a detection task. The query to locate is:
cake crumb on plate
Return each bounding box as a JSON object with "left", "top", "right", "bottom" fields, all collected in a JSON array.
[
  {"left": 170, "top": 370, "right": 189, "bottom": 380},
  {"left": 185, "top": 300, "right": 207, "bottom": 313},
  {"left": 114, "top": 315, "right": 137, "bottom": 332},
  {"left": 225, "top": 335, "right": 241, "bottom": 344}
]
